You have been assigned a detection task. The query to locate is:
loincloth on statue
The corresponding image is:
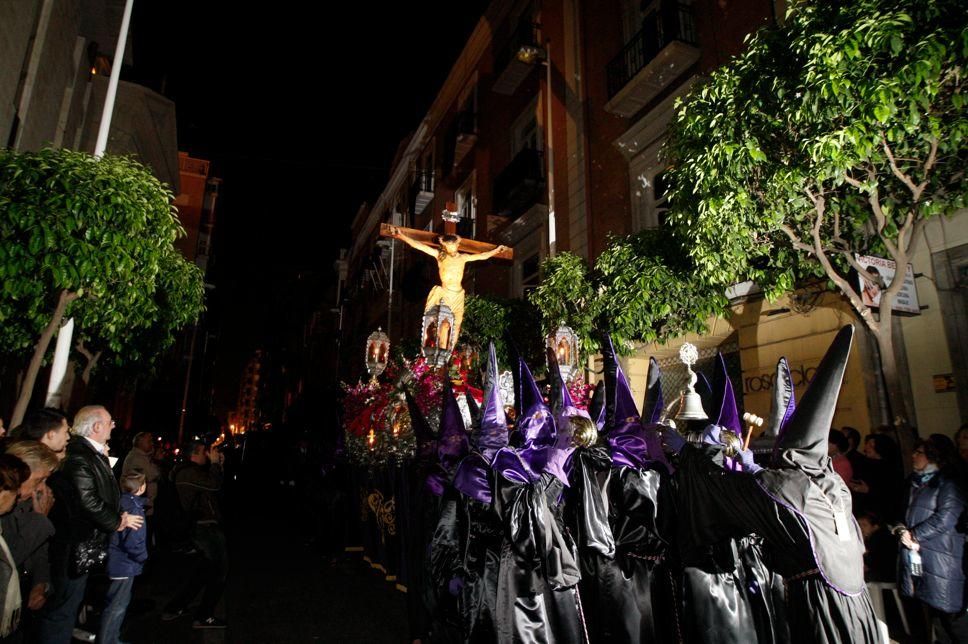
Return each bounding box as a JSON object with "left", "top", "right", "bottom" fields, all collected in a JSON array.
[{"left": 424, "top": 285, "right": 465, "bottom": 320}]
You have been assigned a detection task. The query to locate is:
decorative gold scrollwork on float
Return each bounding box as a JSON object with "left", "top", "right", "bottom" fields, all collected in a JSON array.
[{"left": 366, "top": 490, "right": 397, "bottom": 543}]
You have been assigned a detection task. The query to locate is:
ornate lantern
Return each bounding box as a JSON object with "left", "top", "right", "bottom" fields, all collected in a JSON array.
[
  {"left": 365, "top": 328, "right": 391, "bottom": 379},
  {"left": 498, "top": 370, "right": 516, "bottom": 420},
  {"left": 547, "top": 325, "right": 580, "bottom": 382},
  {"left": 389, "top": 400, "right": 410, "bottom": 439},
  {"left": 421, "top": 300, "right": 457, "bottom": 368}
]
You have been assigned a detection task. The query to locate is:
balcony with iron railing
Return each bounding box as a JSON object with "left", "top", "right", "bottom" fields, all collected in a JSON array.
[
  {"left": 493, "top": 19, "right": 542, "bottom": 96},
  {"left": 410, "top": 170, "right": 435, "bottom": 216},
  {"left": 443, "top": 109, "right": 479, "bottom": 179},
  {"left": 493, "top": 147, "right": 545, "bottom": 218},
  {"left": 605, "top": 3, "right": 699, "bottom": 117}
]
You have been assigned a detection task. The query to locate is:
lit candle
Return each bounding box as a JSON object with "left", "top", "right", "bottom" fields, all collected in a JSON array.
[{"left": 367, "top": 429, "right": 376, "bottom": 450}]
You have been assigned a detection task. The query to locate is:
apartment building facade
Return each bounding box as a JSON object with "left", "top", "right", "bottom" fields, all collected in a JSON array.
[{"left": 341, "top": 0, "right": 968, "bottom": 433}]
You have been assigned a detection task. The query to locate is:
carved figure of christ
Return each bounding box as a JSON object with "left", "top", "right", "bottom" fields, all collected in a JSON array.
[{"left": 381, "top": 223, "right": 511, "bottom": 345}]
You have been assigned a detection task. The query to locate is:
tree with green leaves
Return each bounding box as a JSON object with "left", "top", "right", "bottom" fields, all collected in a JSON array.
[
  {"left": 0, "top": 148, "right": 205, "bottom": 425},
  {"left": 663, "top": 0, "right": 967, "bottom": 437},
  {"left": 461, "top": 293, "right": 544, "bottom": 369},
  {"left": 529, "top": 229, "right": 726, "bottom": 356}
]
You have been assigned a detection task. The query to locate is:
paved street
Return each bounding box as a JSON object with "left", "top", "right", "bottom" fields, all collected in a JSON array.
[{"left": 118, "top": 486, "right": 408, "bottom": 643}]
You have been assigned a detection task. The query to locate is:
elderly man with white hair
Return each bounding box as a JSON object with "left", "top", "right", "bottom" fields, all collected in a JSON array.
[{"left": 39, "top": 405, "right": 143, "bottom": 643}]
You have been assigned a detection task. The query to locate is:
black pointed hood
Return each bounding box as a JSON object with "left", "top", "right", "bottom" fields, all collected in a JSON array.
[
  {"left": 465, "top": 389, "right": 481, "bottom": 429},
  {"left": 589, "top": 381, "right": 606, "bottom": 431},
  {"left": 773, "top": 325, "right": 854, "bottom": 471},
  {"left": 642, "top": 357, "right": 664, "bottom": 424},
  {"left": 405, "top": 390, "right": 437, "bottom": 462}
]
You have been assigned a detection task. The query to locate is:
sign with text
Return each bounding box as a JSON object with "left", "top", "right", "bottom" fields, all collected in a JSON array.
[{"left": 855, "top": 255, "right": 920, "bottom": 315}]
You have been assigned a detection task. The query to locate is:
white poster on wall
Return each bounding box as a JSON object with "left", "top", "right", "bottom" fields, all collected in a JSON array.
[{"left": 855, "top": 255, "right": 920, "bottom": 315}]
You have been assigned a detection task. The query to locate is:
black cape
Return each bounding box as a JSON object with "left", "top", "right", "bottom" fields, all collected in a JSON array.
[
  {"left": 494, "top": 469, "right": 588, "bottom": 643},
  {"left": 566, "top": 446, "right": 624, "bottom": 643},
  {"left": 609, "top": 464, "right": 682, "bottom": 643},
  {"left": 676, "top": 446, "right": 879, "bottom": 644}
]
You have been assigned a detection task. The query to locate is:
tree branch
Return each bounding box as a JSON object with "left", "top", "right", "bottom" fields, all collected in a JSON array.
[
  {"left": 882, "top": 135, "right": 934, "bottom": 202},
  {"left": 76, "top": 339, "right": 94, "bottom": 363},
  {"left": 778, "top": 224, "right": 814, "bottom": 254},
  {"left": 805, "top": 193, "right": 879, "bottom": 334}
]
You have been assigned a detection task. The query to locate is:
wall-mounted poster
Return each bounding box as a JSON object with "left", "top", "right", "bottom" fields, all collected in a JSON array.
[{"left": 855, "top": 255, "right": 920, "bottom": 315}]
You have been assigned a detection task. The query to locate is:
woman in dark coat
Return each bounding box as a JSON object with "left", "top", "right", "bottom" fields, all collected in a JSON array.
[{"left": 896, "top": 435, "right": 966, "bottom": 642}]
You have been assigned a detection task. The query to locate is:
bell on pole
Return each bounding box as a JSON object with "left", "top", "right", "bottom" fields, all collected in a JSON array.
[{"left": 675, "top": 342, "right": 709, "bottom": 421}]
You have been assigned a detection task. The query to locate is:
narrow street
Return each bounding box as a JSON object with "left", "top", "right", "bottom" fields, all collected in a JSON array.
[{"left": 120, "top": 483, "right": 407, "bottom": 643}]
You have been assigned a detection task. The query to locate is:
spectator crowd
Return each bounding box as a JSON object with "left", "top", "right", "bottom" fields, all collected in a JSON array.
[
  {"left": 833, "top": 422, "right": 968, "bottom": 642},
  {"left": 0, "top": 405, "right": 227, "bottom": 643}
]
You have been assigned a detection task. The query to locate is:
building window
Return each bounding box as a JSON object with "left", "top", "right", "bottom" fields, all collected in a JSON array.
[
  {"left": 455, "top": 172, "right": 476, "bottom": 238},
  {"left": 511, "top": 97, "right": 541, "bottom": 156},
  {"left": 520, "top": 253, "right": 541, "bottom": 296},
  {"left": 630, "top": 161, "right": 669, "bottom": 230}
]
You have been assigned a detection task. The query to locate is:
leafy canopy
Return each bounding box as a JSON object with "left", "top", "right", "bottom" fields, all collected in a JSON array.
[
  {"left": 0, "top": 148, "right": 204, "bottom": 366},
  {"left": 663, "top": 0, "right": 967, "bottom": 298},
  {"left": 529, "top": 229, "right": 727, "bottom": 356}
]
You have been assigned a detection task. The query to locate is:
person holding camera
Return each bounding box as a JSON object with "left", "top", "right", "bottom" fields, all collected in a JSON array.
[{"left": 161, "top": 441, "right": 227, "bottom": 630}]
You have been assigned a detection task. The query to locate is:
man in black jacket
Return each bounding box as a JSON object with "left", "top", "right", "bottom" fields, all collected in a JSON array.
[
  {"left": 39, "top": 405, "right": 143, "bottom": 643},
  {"left": 162, "top": 440, "right": 227, "bottom": 630}
]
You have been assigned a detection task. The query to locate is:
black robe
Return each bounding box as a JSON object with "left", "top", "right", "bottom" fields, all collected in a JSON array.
[
  {"left": 494, "top": 469, "right": 588, "bottom": 643},
  {"left": 566, "top": 446, "right": 621, "bottom": 643},
  {"left": 737, "top": 535, "right": 789, "bottom": 644},
  {"left": 433, "top": 462, "right": 503, "bottom": 644},
  {"left": 609, "top": 465, "right": 682, "bottom": 644},
  {"left": 676, "top": 447, "right": 879, "bottom": 644}
]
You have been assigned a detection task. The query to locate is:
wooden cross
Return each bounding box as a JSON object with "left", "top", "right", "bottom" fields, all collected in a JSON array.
[{"left": 379, "top": 202, "right": 514, "bottom": 261}]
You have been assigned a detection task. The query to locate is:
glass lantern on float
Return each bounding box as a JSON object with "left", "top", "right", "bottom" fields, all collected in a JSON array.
[
  {"left": 365, "top": 328, "right": 391, "bottom": 383},
  {"left": 547, "top": 325, "right": 580, "bottom": 382},
  {"left": 421, "top": 300, "right": 457, "bottom": 368},
  {"left": 458, "top": 344, "right": 478, "bottom": 374}
]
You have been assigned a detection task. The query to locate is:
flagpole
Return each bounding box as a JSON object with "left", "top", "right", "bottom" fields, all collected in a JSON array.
[{"left": 45, "top": 0, "right": 134, "bottom": 408}]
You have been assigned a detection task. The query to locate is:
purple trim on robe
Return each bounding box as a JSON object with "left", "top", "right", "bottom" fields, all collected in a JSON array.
[{"left": 754, "top": 477, "right": 863, "bottom": 597}]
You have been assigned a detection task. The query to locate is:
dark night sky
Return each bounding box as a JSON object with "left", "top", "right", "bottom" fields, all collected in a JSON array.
[{"left": 130, "top": 2, "right": 491, "bottom": 414}]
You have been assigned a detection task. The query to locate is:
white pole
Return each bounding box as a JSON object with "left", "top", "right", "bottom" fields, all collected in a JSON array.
[
  {"left": 545, "top": 40, "right": 557, "bottom": 257},
  {"left": 45, "top": 0, "right": 134, "bottom": 408},
  {"left": 44, "top": 318, "right": 74, "bottom": 408},
  {"left": 94, "top": 0, "right": 134, "bottom": 158}
]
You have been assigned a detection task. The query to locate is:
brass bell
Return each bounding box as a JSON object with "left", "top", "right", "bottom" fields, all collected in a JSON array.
[
  {"left": 675, "top": 390, "right": 709, "bottom": 421},
  {"left": 675, "top": 342, "right": 708, "bottom": 422}
]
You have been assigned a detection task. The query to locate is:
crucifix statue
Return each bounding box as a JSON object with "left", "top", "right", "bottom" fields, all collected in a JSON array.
[{"left": 380, "top": 203, "right": 513, "bottom": 346}]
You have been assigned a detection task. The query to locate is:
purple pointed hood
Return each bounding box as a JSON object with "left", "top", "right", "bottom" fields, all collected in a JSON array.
[
  {"left": 438, "top": 380, "right": 469, "bottom": 473},
  {"left": 492, "top": 355, "right": 556, "bottom": 485},
  {"left": 547, "top": 347, "right": 589, "bottom": 427},
  {"left": 602, "top": 336, "right": 652, "bottom": 470},
  {"left": 712, "top": 353, "right": 742, "bottom": 435},
  {"left": 474, "top": 343, "right": 509, "bottom": 461},
  {"left": 517, "top": 356, "right": 554, "bottom": 448},
  {"left": 602, "top": 336, "right": 639, "bottom": 432}
]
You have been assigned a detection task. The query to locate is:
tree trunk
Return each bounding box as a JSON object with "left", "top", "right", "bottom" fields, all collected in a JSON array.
[
  {"left": 11, "top": 290, "right": 77, "bottom": 427},
  {"left": 872, "top": 299, "right": 915, "bottom": 474}
]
